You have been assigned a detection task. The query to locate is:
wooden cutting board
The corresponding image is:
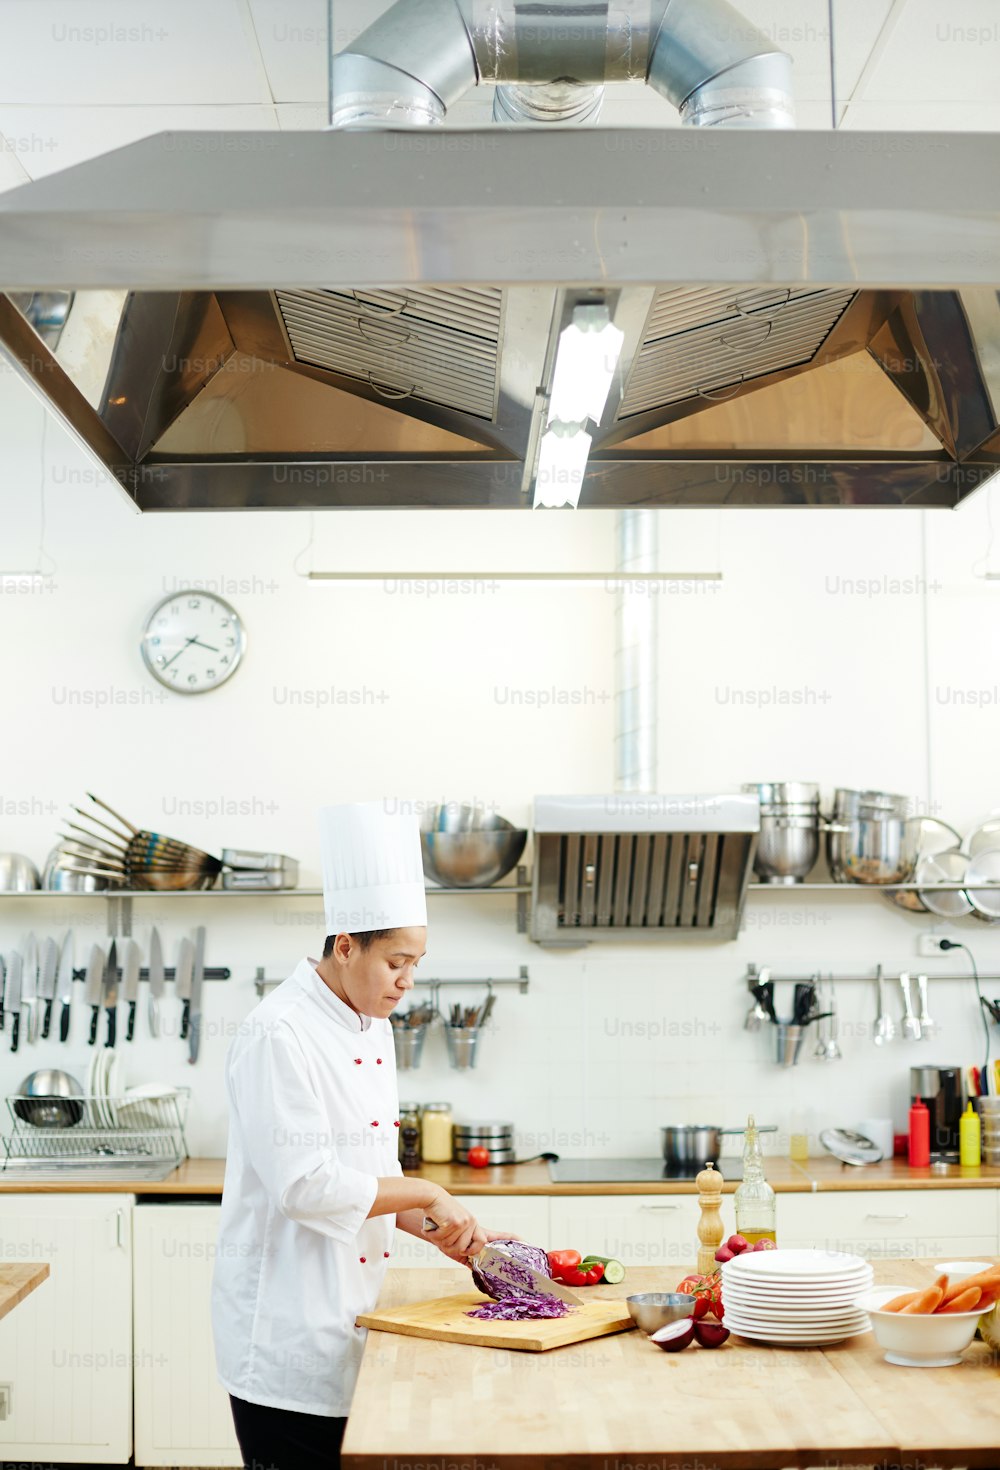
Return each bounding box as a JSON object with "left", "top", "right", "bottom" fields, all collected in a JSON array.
[{"left": 356, "top": 1292, "right": 635, "bottom": 1351}]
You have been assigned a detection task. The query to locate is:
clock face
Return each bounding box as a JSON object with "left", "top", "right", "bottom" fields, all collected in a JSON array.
[{"left": 140, "top": 591, "right": 246, "bottom": 695}]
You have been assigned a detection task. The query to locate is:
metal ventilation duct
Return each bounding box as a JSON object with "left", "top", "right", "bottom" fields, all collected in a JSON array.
[{"left": 330, "top": 0, "right": 795, "bottom": 131}]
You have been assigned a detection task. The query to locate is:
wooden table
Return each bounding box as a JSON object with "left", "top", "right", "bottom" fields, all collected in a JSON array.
[
  {"left": 343, "top": 1261, "right": 1000, "bottom": 1470},
  {"left": 0, "top": 1264, "right": 49, "bottom": 1322}
]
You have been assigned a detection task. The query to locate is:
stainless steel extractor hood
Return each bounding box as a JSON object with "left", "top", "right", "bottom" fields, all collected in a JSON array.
[
  {"left": 0, "top": 129, "right": 999, "bottom": 511},
  {"left": 531, "top": 793, "right": 759, "bottom": 943}
]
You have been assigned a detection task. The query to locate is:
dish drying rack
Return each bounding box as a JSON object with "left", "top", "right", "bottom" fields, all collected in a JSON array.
[{"left": 2, "top": 1089, "right": 189, "bottom": 1181}]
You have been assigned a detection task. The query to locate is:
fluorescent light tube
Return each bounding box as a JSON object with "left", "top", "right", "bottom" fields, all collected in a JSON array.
[
  {"left": 534, "top": 421, "right": 592, "bottom": 509},
  {"left": 547, "top": 304, "right": 624, "bottom": 427}
]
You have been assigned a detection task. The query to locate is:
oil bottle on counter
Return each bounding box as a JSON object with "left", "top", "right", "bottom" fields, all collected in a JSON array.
[{"left": 733, "top": 1113, "right": 777, "bottom": 1245}]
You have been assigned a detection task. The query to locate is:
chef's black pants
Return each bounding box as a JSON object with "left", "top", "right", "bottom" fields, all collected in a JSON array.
[{"left": 229, "top": 1393, "right": 346, "bottom": 1470}]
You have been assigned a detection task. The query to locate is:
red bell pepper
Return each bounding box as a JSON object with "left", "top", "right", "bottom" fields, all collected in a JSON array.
[
  {"left": 546, "top": 1249, "right": 581, "bottom": 1277},
  {"left": 557, "top": 1262, "right": 605, "bottom": 1287}
]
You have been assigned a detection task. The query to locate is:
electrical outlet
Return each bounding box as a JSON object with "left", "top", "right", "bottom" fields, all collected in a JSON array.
[
  {"left": 0, "top": 1384, "right": 12, "bottom": 1420},
  {"left": 917, "top": 934, "right": 950, "bottom": 957}
]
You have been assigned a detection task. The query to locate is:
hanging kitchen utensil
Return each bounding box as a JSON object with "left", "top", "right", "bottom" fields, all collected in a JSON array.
[
  {"left": 7, "top": 950, "right": 22, "bottom": 1054},
  {"left": 21, "top": 933, "right": 38, "bottom": 1044},
  {"left": 823, "top": 979, "right": 842, "bottom": 1060},
  {"left": 175, "top": 937, "right": 194, "bottom": 1040},
  {"left": 123, "top": 939, "right": 141, "bottom": 1041},
  {"left": 103, "top": 939, "right": 118, "bottom": 1048},
  {"left": 38, "top": 936, "right": 58, "bottom": 1039},
  {"left": 0, "top": 952, "right": 6, "bottom": 1032},
  {"left": 915, "top": 973, "right": 936, "bottom": 1040},
  {"left": 899, "top": 973, "right": 921, "bottom": 1041},
  {"left": 188, "top": 926, "right": 205, "bottom": 1065},
  {"left": 873, "top": 965, "right": 895, "bottom": 1046},
  {"left": 56, "top": 930, "right": 74, "bottom": 1042},
  {"left": 85, "top": 943, "right": 104, "bottom": 1045},
  {"left": 148, "top": 927, "right": 164, "bottom": 1037}
]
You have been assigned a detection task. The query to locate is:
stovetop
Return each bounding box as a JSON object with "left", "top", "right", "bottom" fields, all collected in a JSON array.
[{"left": 548, "top": 1157, "right": 744, "bottom": 1184}]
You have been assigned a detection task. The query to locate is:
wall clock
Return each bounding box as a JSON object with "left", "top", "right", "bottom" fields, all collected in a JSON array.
[{"left": 140, "top": 590, "right": 246, "bottom": 694}]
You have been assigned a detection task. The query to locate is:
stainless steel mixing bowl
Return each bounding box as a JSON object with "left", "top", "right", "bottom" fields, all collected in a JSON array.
[{"left": 420, "top": 808, "right": 527, "bottom": 887}]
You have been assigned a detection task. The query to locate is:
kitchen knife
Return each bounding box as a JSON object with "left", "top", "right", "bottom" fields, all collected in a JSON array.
[
  {"left": 39, "top": 937, "right": 58, "bottom": 1039},
  {"left": 148, "top": 927, "right": 164, "bottom": 1037},
  {"left": 467, "top": 1244, "right": 584, "bottom": 1306},
  {"left": 176, "top": 938, "right": 194, "bottom": 1040},
  {"left": 6, "top": 951, "right": 22, "bottom": 1054},
  {"left": 56, "top": 930, "right": 74, "bottom": 1042},
  {"left": 85, "top": 942, "right": 105, "bottom": 1045},
  {"left": 123, "top": 939, "right": 141, "bottom": 1041},
  {"left": 103, "top": 939, "right": 118, "bottom": 1047},
  {"left": 188, "top": 926, "right": 205, "bottom": 1065},
  {"left": 21, "top": 933, "right": 37, "bottom": 1043}
]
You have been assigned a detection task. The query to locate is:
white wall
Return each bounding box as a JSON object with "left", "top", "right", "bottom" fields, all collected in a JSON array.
[{"left": 0, "top": 366, "right": 998, "bottom": 1167}]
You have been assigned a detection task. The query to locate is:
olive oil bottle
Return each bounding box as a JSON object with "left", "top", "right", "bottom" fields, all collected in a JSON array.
[{"left": 734, "top": 1114, "right": 777, "bottom": 1245}]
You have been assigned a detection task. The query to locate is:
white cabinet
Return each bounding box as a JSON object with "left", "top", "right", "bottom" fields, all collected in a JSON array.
[
  {"left": 392, "top": 1195, "right": 551, "bottom": 1269},
  {"left": 0, "top": 1193, "right": 133, "bottom": 1464},
  {"left": 548, "top": 1194, "right": 701, "bottom": 1278},
  {"left": 777, "top": 1189, "right": 999, "bottom": 1259},
  {"left": 132, "top": 1203, "right": 241, "bottom": 1468}
]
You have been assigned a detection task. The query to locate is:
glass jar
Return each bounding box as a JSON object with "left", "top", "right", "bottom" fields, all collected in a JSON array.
[
  {"left": 421, "top": 1102, "right": 454, "bottom": 1164},
  {"left": 399, "top": 1102, "right": 421, "bottom": 1168}
]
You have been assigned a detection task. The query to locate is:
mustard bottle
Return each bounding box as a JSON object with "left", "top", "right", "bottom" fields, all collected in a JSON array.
[{"left": 959, "top": 1102, "right": 981, "bottom": 1167}]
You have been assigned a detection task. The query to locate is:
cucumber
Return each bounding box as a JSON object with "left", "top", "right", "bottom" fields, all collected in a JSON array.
[{"left": 581, "top": 1255, "right": 625, "bottom": 1284}]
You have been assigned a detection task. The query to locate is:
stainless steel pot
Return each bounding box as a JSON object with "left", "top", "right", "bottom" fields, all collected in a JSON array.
[
  {"left": 660, "top": 1123, "right": 776, "bottom": 1169},
  {"left": 832, "top": 788, "right": 910, "bottom": 820},
  {"left": 827, "top": 815, "right": 920, "bottom": 884},
  {"left": 743, "top": 781, "right": 820, "bottom": 808}
]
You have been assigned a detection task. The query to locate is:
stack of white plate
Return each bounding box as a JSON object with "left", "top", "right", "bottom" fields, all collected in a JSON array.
[{"left": 721, "top": 1248, "right": 874, "bottom": 1346}]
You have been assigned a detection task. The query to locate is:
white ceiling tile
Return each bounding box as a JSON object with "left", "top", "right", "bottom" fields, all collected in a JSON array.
[
  {"left": 0, "top": 0, "right": 271, "bottom": 106},
  {"left": 829, "top": 0, "right": 897, "bottom": 100},
  {"left": 842, "top": 99, "right": 1000, "bottom": 131},
  {"left": 860, "top": 0, "right": 1000, "bottom": 102},
  {"left": 0, "top": 106, "right": 278, "bottom": 179},
  {"left": 247, "top": 0, "right": 328, "bottom": 103}
]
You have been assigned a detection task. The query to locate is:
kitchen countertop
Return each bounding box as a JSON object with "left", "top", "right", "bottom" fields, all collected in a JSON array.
[
  {"left": 0, "top": 1155, "right": 998, "bottom": 1194},
  {"left": 344, "top": 1259, "right": 1000, "bottom": 1470},
  {"left": 0, "top": 1263, "right": 49, "bottom": 1321}
]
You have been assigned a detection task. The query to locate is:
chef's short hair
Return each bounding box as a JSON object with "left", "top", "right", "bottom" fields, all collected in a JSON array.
[{"left": 322, "top": 929, "right": 396, "bottom": 958}]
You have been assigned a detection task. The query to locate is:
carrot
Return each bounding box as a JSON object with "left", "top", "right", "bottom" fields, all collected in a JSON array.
[
  {"left": 936, "top": 1287, "right": 981, "bottom": 1314},
  {"left": 976, "top": 1287, "right": 999, "bottom": 1310},
  {"left": 940, "top": 1267, "right": 1000, "bottom": 1303},
  {"left": 881, "top": 1289, "right": 920, "bottom": 1313},
  {"left": 899, "top": 1281, "right": 946, "bottom": 1315}
]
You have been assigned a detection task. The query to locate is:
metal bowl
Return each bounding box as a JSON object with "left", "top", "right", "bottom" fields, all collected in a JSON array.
[
  {"left": 627, "top": 1293, "right": 696, "bottom": 1335},
  {"left": 0, "top": 852, "right": 41, "bottom": 892},
  {"left": 743, "top": 781, "right": 820, "bottom": 808},
  {"left": 420, "top": 810, "right": 527, "bottom": 888},
  {"left": 14, "top": 1069, "right": 84, "bottom": 1127},
  {"left": 833, "top": 788, "right": 911, "bottom": 820},
  {"left": 753, "top": 813, "right": 820, "bottom": 884}
]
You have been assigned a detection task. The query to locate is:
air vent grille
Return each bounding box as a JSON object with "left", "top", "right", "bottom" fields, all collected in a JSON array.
[
  {"left": 618, "top": 286, "right": 856, "bottom": 418},
  {"left": 275, "top": 286, "right": 503, "bottom": 420}
]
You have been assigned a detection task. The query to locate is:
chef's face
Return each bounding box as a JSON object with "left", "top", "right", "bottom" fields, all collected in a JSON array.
[{"left": 326, "top": 927, "right": 427, "bottom": 1019}]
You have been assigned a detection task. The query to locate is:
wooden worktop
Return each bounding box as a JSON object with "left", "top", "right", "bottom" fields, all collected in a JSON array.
[
  {"left": 0, "top": 1154, "right": 997, "bottom": 1194},
  {"left": 344, "top": 1259, "right": 1000, "bottom": 1470},
  {"left": 0, "top": 1264, "right": 49, "bottom": 1321}
]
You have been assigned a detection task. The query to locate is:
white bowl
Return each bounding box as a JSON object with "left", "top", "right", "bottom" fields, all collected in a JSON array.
[
  {"left": 858, "top": 1285, "right": 983, "bottom": 1367},
  {"left": 932, "top": 1260, "right": 995, "bottom": 1284}
]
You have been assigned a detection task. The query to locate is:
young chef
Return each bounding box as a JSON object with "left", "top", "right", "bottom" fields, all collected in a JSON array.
[{"left": 212, "top": 801, "right": 507, "bottom": 1470}]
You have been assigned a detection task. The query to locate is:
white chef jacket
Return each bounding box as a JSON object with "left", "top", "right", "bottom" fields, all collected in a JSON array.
[{"left": 212, "top": 956, "right": 403, "bottom": 1416}]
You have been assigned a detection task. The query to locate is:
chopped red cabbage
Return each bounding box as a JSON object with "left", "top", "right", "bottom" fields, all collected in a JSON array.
[
  {"left": 466, "top": 1240, "right": 572, "bottom": 1321},
  {"left": 467, "top": 1294, "right": 570, "bottom": 1321}
]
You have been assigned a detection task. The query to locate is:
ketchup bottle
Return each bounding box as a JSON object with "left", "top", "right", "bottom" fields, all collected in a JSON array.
[{"left": 908, "top": 1096, "right": 931, "bottom": 1168}]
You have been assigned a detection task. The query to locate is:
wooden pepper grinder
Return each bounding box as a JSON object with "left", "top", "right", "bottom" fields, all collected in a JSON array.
[{"left": 696, "top": 1161, "right": 725, "bottom": 1275}]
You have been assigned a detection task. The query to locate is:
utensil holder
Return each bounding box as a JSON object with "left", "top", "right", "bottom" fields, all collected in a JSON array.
[
  {"left": 444, "top": 1027, "right": 479, "bottom": 1070},
  {"left": 775, "top": 1022, "right": 805, "bottom": 1067},
  {"left": 392, "top": 1026, "right": 429, "bottom": 1071}
]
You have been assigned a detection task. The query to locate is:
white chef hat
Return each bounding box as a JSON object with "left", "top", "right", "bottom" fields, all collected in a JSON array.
[{"left": 319, "top": 801, "right": 427, "bottom": 935}]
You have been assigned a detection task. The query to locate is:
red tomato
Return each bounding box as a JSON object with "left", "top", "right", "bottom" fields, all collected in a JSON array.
[
  {"left": 466, "top": 1146, "right": 491, "bottom": 1168},
  {"left": 676, "top": 1270, "right": 724, "bottom": 1322}
]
